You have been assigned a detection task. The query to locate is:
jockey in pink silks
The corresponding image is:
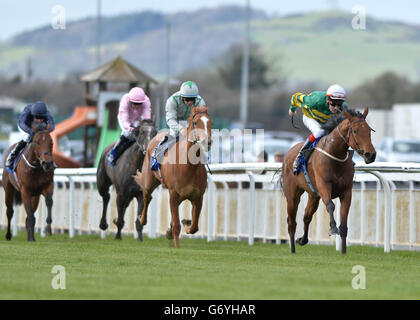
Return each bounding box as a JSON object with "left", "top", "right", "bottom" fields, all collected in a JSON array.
[{"left": 106, "top": 87, "right": 152, "bottom": 166}]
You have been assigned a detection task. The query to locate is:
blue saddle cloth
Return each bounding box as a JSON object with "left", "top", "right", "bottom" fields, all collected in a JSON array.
[
  {"left": 6, "top": 149, "right": 25, "bottom": 173},
  {"left": 294, "top": 138, "right": 321, "bottom": 175},
  {"left": 294, "top": 137, "right": 321, "bottom": 194}
]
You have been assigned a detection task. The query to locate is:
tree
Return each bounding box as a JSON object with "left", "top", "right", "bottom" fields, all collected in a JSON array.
[{"left": 217, "top": 44, "right": 272, "bottom": 90}]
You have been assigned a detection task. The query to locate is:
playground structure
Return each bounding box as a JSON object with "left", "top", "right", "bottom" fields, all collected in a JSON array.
[
  {"left": 51, "top": 106, "right": 97, "bottom": 168},
  {"left": 52, "top": 56, "right": 157, "bottom": 168}
]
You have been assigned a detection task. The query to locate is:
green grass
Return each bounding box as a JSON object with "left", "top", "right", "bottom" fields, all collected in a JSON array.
[{"left": 0, "top": 231, "right": 419, "bottom": 300}]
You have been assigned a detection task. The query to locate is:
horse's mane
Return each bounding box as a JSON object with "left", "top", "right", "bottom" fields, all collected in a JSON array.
[
  {"left": 321, "top": 108, "right": 363, "bottom": 134},
  {"left": 188, "top": 106, "right": 208, "bottom": 122}
]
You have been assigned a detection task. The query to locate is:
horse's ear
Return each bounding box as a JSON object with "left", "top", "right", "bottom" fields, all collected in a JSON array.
[
  {"left": 342, "top": 109, "right": 352, "bottom": 120},
  {"left": 362, "top": 107, "right": 369, "bottom": 119}
]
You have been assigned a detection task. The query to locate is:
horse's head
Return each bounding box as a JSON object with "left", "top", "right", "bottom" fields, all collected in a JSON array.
[
  {"left": 188, "top": 106, "right": 212, "bottom": 151},
  {"left": 342, "top": 107, "right": 376, "bottom": 164},
  {"left": 133, "top": 118, "right": 158, "bottom": 155},
  {"left": 31, "top": 130, "right": 54, "bottom": 171}
]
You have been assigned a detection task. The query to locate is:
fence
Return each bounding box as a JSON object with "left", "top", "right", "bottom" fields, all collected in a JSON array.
[{"left": 0, "top": 162, "right": 419, "bottom": 252}]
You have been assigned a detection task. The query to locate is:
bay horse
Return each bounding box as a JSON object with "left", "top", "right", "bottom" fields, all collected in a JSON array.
[
  {"left": 2, "top": 123, "right": 55, "bottom": 241},
  {"left": 282, "top": 108, "right": 376, "bottom": 254},
  {"left": 134, "top": 106, "right": 212, "bottom": 248},
  {"left": 96, "top": 119, "right": 157, "bottom": 240}
]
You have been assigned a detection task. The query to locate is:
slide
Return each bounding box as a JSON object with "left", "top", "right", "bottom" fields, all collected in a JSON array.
[
  {"left": 94, "top": 109, "right": 121, "bottom": 167},
  {"left": 51, "top": 106, "right": 98, "bottom": 168}
]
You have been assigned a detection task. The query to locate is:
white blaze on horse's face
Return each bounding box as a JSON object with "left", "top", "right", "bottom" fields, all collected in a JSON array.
[{"left": 201, "top": 116, "right": 208, "bottom": 136}]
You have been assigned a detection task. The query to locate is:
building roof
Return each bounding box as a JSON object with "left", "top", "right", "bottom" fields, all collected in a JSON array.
[{"left": 79, "top": 56, "right": 158, "bottom": 84}]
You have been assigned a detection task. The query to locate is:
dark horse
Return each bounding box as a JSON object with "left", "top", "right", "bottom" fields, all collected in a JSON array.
[
  {"left": 2, "top": 124, "right": 55, "bottom": 241},
  {"left": 96, "top": 119, "right": 157, "bottom": 240},
  {"left": 135, "top": 106, "right": 212, "bottom": 248},
  {"left": 282, "top": 108, "right": 376, "bottom": 254}
]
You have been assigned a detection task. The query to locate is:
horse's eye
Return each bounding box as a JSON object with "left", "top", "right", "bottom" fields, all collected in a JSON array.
[
  {"left": 193, "top": 122, "right": 197, "bottom": 126},
  {"left": 353, "top": 130, "right": 357, "bottom": 134}
]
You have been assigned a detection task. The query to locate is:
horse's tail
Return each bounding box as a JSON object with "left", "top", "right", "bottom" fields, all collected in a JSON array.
[{"left": 14, "top": 191, "right": 22, "bottom": 206}]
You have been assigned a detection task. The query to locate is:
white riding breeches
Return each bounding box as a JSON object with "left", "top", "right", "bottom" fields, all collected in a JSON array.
[
  {"left": 18, "top": 126, "right": 32, "bottom": 142},
  {"left": 302, "top": 115, "right": 325, "bottom": 139}
]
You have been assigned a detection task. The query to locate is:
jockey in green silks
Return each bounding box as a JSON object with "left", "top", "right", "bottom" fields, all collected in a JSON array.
[{"left": 289, "top": 84, "right": 349, "bottom": 173}]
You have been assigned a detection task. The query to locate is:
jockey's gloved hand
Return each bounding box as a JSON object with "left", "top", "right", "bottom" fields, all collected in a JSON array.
[
  {"left": 131, "top": 120, "right": 140, "bottom": 128},
  {"left": 289, "top": 110, "right": 296, "bottom": 117}
]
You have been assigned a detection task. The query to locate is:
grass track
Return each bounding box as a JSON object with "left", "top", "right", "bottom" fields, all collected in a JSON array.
[{"left": 0, "top": 231, "right": 419, "bottom": 299}]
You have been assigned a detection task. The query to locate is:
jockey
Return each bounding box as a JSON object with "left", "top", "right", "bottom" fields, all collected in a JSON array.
[
  {"left": 106, "top": 87, "right": 152, "bottom": 166},
  {"left": 6, "top": 101, "right": 55, "bottom": 172},
  {"left": 288, "top": 84, "right": 349, "bottom": 173},
  {"left": 152, "top": 81, "right": 206, "bottom": 160}
]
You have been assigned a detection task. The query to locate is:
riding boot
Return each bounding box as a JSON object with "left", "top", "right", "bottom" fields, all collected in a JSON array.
[
  {"left": 6, "top": 140, "right": 27, "bottom": 172},
  {"left": 152, "top": 135, "right": 170, "bottom": 160},
  {"left": 106, "top": 136, "right": 132, "bottom": 166},
  {"left": 293, "top": 138, "right": 313, "bottom": 173}
]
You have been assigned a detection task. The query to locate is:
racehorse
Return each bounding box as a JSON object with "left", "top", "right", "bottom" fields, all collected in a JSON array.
[
  {"left": 134, "top": 106, "right": 212, "bottom": 248},
  {"left": 96, "top": 119, "right": 157, "bottom": 240},
  {"left": 282, "top": 107, "right": 376, "bottom": 254},
  {"left": 2, "top": 123, "right": 55, "bottom": 241}
]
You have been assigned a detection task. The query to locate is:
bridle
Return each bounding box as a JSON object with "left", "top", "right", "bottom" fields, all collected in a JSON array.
[
  {"left": 23, "top": 135, "right": 52, "bottom": 169},
  {"left": 135, "top": 123, "right": 157, "bottom": 155},
  {"left": 187, "top": 111, "right": 210, "bottom": 145},
  {"left": 186, "top": 111, "right": 212, "bottom": 173},
  {"left": 337, "top": 118, "right": 375, "bottom": 155}
]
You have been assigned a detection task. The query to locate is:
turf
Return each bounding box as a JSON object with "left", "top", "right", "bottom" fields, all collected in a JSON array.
[{"left": 0, "top": 231, "right": 419, "bottom": 300}]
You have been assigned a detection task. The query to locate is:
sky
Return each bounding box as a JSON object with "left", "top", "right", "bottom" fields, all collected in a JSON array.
[{"left": 0, "top": 0, "right": 419, "bottom": 41}]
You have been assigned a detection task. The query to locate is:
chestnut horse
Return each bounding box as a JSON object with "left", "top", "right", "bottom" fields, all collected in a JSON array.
[
  {"left": 96, "top": 119, "right": 157, "bottom": 240},
  {"left": 282, "top": 108, "right": 376, "bottom": 254},
  {"left": 134, "top": 106, "right": 212, "bottom": 247},
  {"left": 2, "top": 125, "right": 55, "bottom": 241}
]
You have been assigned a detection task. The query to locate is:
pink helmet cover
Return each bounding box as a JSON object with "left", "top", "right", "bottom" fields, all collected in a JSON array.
[{"left": 128, "top": 87, "right": 146, "bottom": 103}]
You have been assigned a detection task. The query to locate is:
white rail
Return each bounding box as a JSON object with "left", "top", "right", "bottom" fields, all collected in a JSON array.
[{"left": 0, "top": 162, "right": 419, "bottom": 252}]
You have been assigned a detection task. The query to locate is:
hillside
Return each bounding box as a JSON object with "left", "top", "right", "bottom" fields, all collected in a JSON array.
[{"left": 1, "top": 7, "right": 420, "bottom": 88}]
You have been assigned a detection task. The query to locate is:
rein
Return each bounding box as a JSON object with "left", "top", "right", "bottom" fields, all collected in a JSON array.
[
  {"left": 22, "top": 143, "right": 41, "bottom": 169},
  {"left": 316, "top": 117, "right": 374, "bottom": 162},
  {"left": 22, "top": 152, "right": 39, "bottom": 169}
]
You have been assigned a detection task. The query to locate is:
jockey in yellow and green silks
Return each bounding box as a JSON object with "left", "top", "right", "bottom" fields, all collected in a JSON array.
[{"left": 289, "top": 84, "right": 348, "bottom": 173}]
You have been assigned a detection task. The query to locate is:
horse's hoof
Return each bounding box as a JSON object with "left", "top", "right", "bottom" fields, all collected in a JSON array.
[
  {"left": 181, "top": 219, "right": 192, "bottom": 226},
  {"left": 296, "top": 237, "right": 308, "bottom": 246},
  {"left": 5, "top": 233, "right": 11, "bottom": 241},
  {"left": 99, "top": 222, "right": 108, "bottom": 231},
  {"left": 44, "top": 225, "right": 52, "bottom": 236},
  {"left": 329, "top": 227, "right": 339, "bottom": 236},
  {"left": 187, "top": 226, "right": 198, "bottom": 235},
  {"left": 115, "top": 235, "right": 122, "bottom": 240},
  {"left": 166, "top": 228, "right": 174, "bottom": 240}
]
